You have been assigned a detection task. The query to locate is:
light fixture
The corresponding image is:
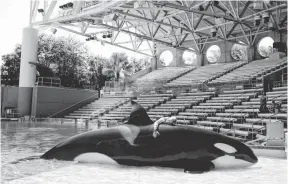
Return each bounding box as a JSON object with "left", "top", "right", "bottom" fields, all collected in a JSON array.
[
  {"left": 253, "top": 1, "right": 264, "bottom": 10},
  {"left": 198, "top": 4, "right": 205, "bottom": 11},
  {"left": 106, "top": 32, "right": 112, "bottom": 38},
  {"left": 210, "top": 27, "right": 218, "bottom": 37},
  {"left": 263, "top": 13, "right": 270, "bottom": 23},
  {"left": 51, "top": 28, "right": 57, "bottom": 34},
  {"left": 38, "top": 9, "right": 44, "bottom": 16},
  {"left": 268, "top": 22, "right": 275, "bottom": 30},
  {"left": 102, "top": 34, "right": 107, "bottom": 38},
  {"left": 59, "top": 2, "right": 73, "bottom": 9},
  {"left": 112, "top": 14, "right": 118, "bottom": 21},
  {"left": 213, "top": 1, "right": 219, "bottom": 6},
  {"left": 254, "top": 15, "right": 261, "bottom": 26}
]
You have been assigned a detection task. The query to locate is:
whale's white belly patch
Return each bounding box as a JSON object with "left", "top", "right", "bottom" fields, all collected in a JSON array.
[
  {"left": 212, "top": 155, "right": 253, "bottom": 169},
  {"left": 74, "top": 153, "right": 118, "bottom": 165}
]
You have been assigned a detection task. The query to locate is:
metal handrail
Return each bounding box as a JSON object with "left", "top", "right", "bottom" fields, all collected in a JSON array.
[
  {"left": 48, "top": 93, "right": 99, "bottom": 118},
  {"left": 212, "top": 92, "right": 287, "bottom": 138}
]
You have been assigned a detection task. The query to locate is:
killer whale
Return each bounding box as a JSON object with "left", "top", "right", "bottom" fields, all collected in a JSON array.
[{"left": 41, "top": 101, "right": 258, "bottom": 172}]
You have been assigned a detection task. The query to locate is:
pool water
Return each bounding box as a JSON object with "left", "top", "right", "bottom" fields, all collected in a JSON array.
[
  {"left": 1, "top": 121, "right": 287, "bottom": 184},
  {"left": 1, "top": 121, "right": 91, "bottom": 183}
]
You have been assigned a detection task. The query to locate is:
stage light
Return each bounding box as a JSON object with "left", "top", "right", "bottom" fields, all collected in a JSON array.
[
  {"left": 112, "top": 14, "right": 118, "bottom": 21},
  {"left": 213, "top": 1, "right": 219, "bottom": 6},
  {"left": 51, "top": 28, "right": 57, "bottom": 34},
  {"left": 38, "top": 9, "right": 44, "bottom": 13},
  {"left": 38, "top": 9, "right": 44, "bottom": 16},
  {"left": 254, "top": 15, "right": 261, "bottom": 26},
  {"left": 263, "top": 13, "right": 270, "bottom": 23},
  {"left": 268, "top": 22, "right": 275, "bottom": 30},
  {"left": 210, "top": 27, "right": 218, "bottom": 37},
  {"left": 198, "top": 5, "right": 204, "bottom": 11},
  {"left": 106, "top": 32, "right": 112, "bottom": 38},
  {"left": 102, "top": 34, "right": 106, "bottom": 38},
  {"left": 86, "top": 38, "right": 90, "bottom": 41}
]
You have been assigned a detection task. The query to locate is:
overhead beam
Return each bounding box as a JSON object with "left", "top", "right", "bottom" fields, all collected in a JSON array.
[
  {"left": 161, "top": 2, "right": 253, "bottom": 28},
  {"left": 280, "top": 15, "right": 287, "bottom": 27},
  {"left": 32, "top": 0, "right": 126, "bottom": 25},
  {"left": 193, "top": 3, "right": 210, "bottom": 30},
  {"left": 99, "top": 23, "right": 199, "bottom": 53},
  {"left": 226, "top": 1, "right": 252, "bottom": 38},
  {"left": 43, "top": 1, "right": 57, "bottom": 21}
]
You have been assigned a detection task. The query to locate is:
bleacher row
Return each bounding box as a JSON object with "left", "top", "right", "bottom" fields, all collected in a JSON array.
[
  {"left": 134, "top": 67, "right": 194, "bottom": 88},
  {"left": 65, "top": 57, "right": 287, "bottom": 142},
  {"left": 211, "top": 57, "right": 287, "bottom": 84},
  {"left": 95, "top": 85, "right": 287, "bottom": 142},
  {"left": 165, "top": 61, "right": 246, "bottom": 87}
]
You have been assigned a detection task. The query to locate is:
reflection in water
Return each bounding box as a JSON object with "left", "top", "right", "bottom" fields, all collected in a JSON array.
[{"left": 1, "top": 121, "right": 91, "bottom": 183}]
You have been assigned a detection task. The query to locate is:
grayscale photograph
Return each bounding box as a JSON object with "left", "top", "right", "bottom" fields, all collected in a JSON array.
[{"left": 0, "top": 0, "right": 287, "bottom": 183}]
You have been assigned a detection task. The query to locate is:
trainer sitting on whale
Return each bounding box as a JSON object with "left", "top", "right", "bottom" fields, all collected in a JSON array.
[{"left": 41, "top": 101, "right": 258, "bottom": 173}]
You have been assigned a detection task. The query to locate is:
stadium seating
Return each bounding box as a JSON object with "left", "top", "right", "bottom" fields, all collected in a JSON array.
[
  {"left": 165, "top": 62, "right": 246, "bottom": 87},
  {"left": 210, "top": 57, "right": 287, "bottom": 84},
  {"left": 172, "top": 91, "right": 216, "bottom": 124},
  {"left": 100, "top": 93, "right": 174, "bottom": 124},
  {"left": 65, "top": 97, "right": 130, "bottom": 119},
  {"left": 133, "top": 67, "right": 194, "bottom": 89}
]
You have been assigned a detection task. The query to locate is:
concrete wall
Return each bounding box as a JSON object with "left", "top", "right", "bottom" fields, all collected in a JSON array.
[
  {"left": 31, "top": 86, "right": 98, "bottom": 118},
  {"left": 1, "top": 86, "right": 19, "bottom": 116},
  {"left": 155, "top": 45, "right": 189, "bottom": 68},
  {"left": 155, "top": 30, "right": 287, "bottom": 67}
]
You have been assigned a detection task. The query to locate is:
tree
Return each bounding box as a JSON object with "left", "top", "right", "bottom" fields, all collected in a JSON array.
[
  {"left": 1, "top": 34, "right": 89, "bottom": 88},
  {"left": 129, "top": 57, "right": 150, "bottom": 73},
  {"left": 1, "top": 44, "right": 21, "bottom": 84},
  {"left": 104, "top": 52, "right": 132, "bottom": 81},
  {"left": 87, "top": 55, "right": 108, "bottom": 90},
  {"left": 231, "top": 44, "right": 247, "bottom": 60}
]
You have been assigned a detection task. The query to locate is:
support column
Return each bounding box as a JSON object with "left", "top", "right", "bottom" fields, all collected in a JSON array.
[
  {"left": 247, "top": 46, "right": 255, "bottom": 62},
  {"left": 151, "top": 57, "right": 157, "bottom": 71},
  {"left": 196, "top": 53, "right": 204, "bottom": 67},
  {"left": 17, "top": 27, "right": 38, "bottom": 117}
]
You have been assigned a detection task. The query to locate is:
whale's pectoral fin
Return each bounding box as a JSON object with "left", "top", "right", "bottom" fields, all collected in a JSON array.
[{"left": 184, "top": 160, "right": 215, "bottom": 174}]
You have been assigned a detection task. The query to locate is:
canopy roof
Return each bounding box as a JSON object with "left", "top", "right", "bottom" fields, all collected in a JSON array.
[{"left": 31, "top": 0, "right": 287, "bottom": 57}]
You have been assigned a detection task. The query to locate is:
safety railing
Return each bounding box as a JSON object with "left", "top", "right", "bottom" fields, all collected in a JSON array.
[
  {"left": 207, "top": 92, "right": 287, "bottom": 140},
  {"left": 273, "top": 80, "right": 287, "bottom": 88},
  {"left": 36, "top": 77, "right": 61, "bottom": 87}
]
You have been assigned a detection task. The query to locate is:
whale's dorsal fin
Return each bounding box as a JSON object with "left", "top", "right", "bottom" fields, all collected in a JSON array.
[{"left": 126, "top": 100, "right": 153, "bottom": 126}]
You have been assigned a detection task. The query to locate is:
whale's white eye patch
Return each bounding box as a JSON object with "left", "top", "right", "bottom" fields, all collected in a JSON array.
[{"left": 214, "top": 143, "right": 237, "bottom": 154}]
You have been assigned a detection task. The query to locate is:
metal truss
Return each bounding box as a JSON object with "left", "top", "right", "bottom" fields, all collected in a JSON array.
[{"left": 31, "top": 0, "right": 287, "bottom": 57}]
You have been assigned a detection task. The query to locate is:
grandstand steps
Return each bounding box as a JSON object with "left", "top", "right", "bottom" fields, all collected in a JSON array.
[
  {"left": 64, "top": 97, "right": 131, "bottom": 120},
  {"left": 206, "top": 61, "right": 248, "bottom": 83}
]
